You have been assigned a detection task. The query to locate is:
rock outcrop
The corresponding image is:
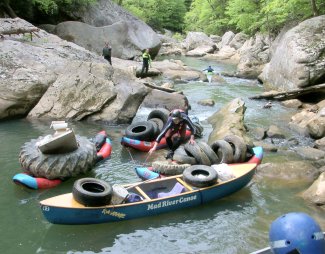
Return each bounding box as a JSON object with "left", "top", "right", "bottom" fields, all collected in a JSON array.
[
  {"left": 260, "top": 15, "right": 325, "bottom": 91},
  {"left": 0, "top": 18, "right": 174, "bottom": 123},
  {"left": 58, "top": 0, "right": 161, "bottom": 59}
]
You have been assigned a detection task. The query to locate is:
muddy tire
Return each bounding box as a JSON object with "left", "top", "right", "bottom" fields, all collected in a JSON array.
[
  {"left": 184, "top": 142, "right": 211, "bottom": 166},
  {"left": 173, "top": 146, "right": 197, "bottom": 165},
  {"left": 224, "top": 135, "right": 247, "bottom": 163},
  {"left": 183, "top": 165, "right": 218, "bottom": 188},
  {"left": 125, "top": 121, "right": 155, "bottom": 141},
  {"left": 147, "top": 108, "right": 170, "bottom": 125},
  {"left": 72, "top": 178, "right": 112, "bottom": 207},
  {"left": 152, "top": 161, "right": 191, "bottom": 175},
  {"left": 19, "top": 136, "right": 97, "bottom": 180},
  {"left": 196, "top": 141, "right": 219, "bottom": 164},
  {"left": 148, "top": 118, "right": 164, "bottom": 132},
  {"left": 210, "top": 140, "right": 234, "bottom": 164}
]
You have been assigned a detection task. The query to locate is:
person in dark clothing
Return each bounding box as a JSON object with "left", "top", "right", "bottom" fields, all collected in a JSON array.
[
  {"left": 203, "top": 66, "right": 214, "bottom": 73},
  {"left": 140, "top": 48, "right": 152, "bottom": 76},
  {"left": 203, "top": 66, "right": 214, "bottom": 83},
  {"left": 148, "top": 109, "right": 196, "bottom": 159},
  {"left": 102, "top": 42, "right": 112, "bottom": 65}
]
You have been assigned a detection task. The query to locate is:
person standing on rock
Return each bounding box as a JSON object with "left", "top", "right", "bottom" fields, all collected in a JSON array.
[
  {"left": 148, "top": 109, "right": 196, "bottom": 160},
  {"left": 140, "top": 48, "right": 152, "bottom": 77},
  {"left": 102, "top": 42, "right": 112, "bottom": 65}
]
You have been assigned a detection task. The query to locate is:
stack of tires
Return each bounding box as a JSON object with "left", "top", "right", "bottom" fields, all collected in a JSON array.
[
  {"left": 124, "top": 108, "right": 204, "bottom": 141},
  {"left": 173, "top": 135, "right": 248, "bottom": 166},
  {"left": 124, "top": 108, "right": 170, "bottom": 142},
  {"left": 152, "top": 135, "right": 250, "bottom": 175}
]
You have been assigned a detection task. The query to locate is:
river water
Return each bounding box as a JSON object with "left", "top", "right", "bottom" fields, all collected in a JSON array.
[{"left": 1, "top": 56, "right": 324, "bottom": 254}]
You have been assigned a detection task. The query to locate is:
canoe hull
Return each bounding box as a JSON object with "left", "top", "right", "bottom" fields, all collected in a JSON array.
[{"left": 40, "top": 163, "right": 258, "bottom": 225}]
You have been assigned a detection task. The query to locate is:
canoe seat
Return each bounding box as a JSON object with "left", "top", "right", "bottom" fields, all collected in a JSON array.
[{"left": 157, "top": 182, "right": 185, "bottom": 198}]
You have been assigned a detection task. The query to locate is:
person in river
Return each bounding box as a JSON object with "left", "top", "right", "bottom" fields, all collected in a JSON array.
[
  {"left": 148, "top": 109, "right": 196, "bottom": 160},
  {"left": 140, "top": 48, "right": 152, "bottom": 77},
  {"left": 203, "top": 65, "right": 214, "bottom": 83},
  {"left": 102, "top": 42, "right": 112, "bottom": 65}
]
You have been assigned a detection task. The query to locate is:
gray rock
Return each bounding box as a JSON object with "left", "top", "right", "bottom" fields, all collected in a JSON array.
[
  {"left": 58, "top": 0, "right": 161, "bottom": 59},
  {"left": 295, "top": 146, "right": 325, "bottom": 161},
  {"left": 302, "top": 172, "right": 325, "bottom": 206},
  {"left": 315, "top": 137, "right": 325, "bottom": 151},
  {"left": 55, "top": 20, "right": 161, "bottom": 60},
  {"left": 260, "top": 15, "right": 325, "bottom": 90},
  {"left": 266, "top": 125, "right": 286, "bottom": 139},
  {"left": 208, "top": 98, "right": 250, "bottom": 145},
  {"left": 184, "top": 31, "right": 215, "bottom": 51},
  {"left": 257, "top": 161, "right": 318, "bottom": 182}
]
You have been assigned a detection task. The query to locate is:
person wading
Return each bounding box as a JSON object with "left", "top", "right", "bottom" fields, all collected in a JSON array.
[{"left": 149, "top": 109, "right": 196, "bottom": 160}]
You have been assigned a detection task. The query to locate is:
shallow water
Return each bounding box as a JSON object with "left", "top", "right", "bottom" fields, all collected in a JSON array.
[{"left": 0, "top": 56, "right": 323, "bottom": 254}]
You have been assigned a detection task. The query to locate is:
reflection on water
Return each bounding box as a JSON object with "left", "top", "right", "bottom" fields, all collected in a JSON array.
[{"left": 1, "top": 57, "right": 324, "bottom": 254}]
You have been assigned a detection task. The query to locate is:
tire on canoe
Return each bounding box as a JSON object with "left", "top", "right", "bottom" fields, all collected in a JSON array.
[
  {"left": 148, "top": 118, "right": 164, "bottom": 132},
  {"left": 125, "top": 121, "right": 155, "bottom": 141},
  {"left": 210, "top": 140, "right": 234, "bottom": 164},
  {"left": 147, "top": 108, "right": 170, "bottom": 125},
  {"left": 173, "top": 146, "right": 197, "bottom": 165},
  {"left": 19, "top": 135, "right": 97, "bottom": 180},
  {"left": 223, "top": 135, "right": 247, "bottom": 163},
  {"left": 184, "top": 142, "right": 211, "bottom": 166},
  {"left": 152, "top": 161, "right": 191, "bottom": 175},
  {"left": 72, "top": 178, "right": 112, "bottom": 207},
  {"left": 183, "top": 165, "right": 218, "bottom": 188},
  {"left": 196, "top": 141, "right": 219, "bottom": 165}
]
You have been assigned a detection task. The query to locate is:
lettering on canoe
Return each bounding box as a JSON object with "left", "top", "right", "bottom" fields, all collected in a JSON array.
[
  {"left": 102, "top": 209, "right": 126, "bottom": 219},
  {"left": 147, "top": 195, "right": 197, "bottom": 210}
]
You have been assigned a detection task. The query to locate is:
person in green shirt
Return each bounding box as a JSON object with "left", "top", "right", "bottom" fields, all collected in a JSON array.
[{"left": 140, "top": 49, "right": 151, "bottom": 76}]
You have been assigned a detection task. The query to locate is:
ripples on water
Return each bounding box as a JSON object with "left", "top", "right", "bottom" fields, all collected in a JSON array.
[{"left": 1, "top": 57, "right": 324, "bottom": 254}]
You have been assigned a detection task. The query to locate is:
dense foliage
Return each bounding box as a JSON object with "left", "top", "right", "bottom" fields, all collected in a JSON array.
[
  {"left": 117, "top": 0, "right": 187, "bottom": 32},
  {"left": 0, "top": 0, "right": 96, "bottom": 23},
  {"left": 117, "top": 0, "right": 324, "bottom": 35},
  {"left": 1, "top": 0, "right": 324, "bottom": 35}
]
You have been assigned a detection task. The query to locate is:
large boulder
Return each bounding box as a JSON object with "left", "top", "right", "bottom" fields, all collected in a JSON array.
[
  {"left": 236, "top": 34, "right": 270, "bottom": 79},
  {"left": 260, "top": 15, "right": 325, "bottom": 91},
  {"left": 66, "top": 0, "right": 161, "bottom": 59},
  {"left": 183, "top": 31, "right": 215, "bottom": 51},
  {"left": 0, "top": 18, "right": 148, "bottom": 123},
  {"left": 207, "top": 98, "right": 250, "bottom": 145}
]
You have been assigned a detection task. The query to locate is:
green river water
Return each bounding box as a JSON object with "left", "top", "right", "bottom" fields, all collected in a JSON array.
[{"left": 0, "top": 56, "right": 324, "bottom": 254}]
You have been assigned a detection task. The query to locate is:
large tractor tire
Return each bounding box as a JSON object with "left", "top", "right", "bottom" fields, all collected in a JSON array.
[{"left": 19, "top": 135, "right": 97, "bottom": 180}]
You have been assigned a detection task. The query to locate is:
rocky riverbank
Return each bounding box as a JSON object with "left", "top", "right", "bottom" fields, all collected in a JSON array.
[{"left": 0, "top": 11, "right": 324, "bottom": 209}]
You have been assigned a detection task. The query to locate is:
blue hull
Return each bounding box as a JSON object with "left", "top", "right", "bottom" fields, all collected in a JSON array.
[{"left": 40, "top": 163, "right": 257, "bottom": 225}]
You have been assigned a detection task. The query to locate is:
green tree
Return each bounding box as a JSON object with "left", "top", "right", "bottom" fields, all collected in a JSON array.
[
  {"left": 1, "top": 0, "right": 97, "bottom": 23},
  {"left": 185, "top": 0, "right": 229, "bottom": 35}
]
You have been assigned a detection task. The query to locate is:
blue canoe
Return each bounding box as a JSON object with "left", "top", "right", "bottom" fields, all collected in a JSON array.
[{"left": 40, "top": 161, "right": 259, "bottom": 225}]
